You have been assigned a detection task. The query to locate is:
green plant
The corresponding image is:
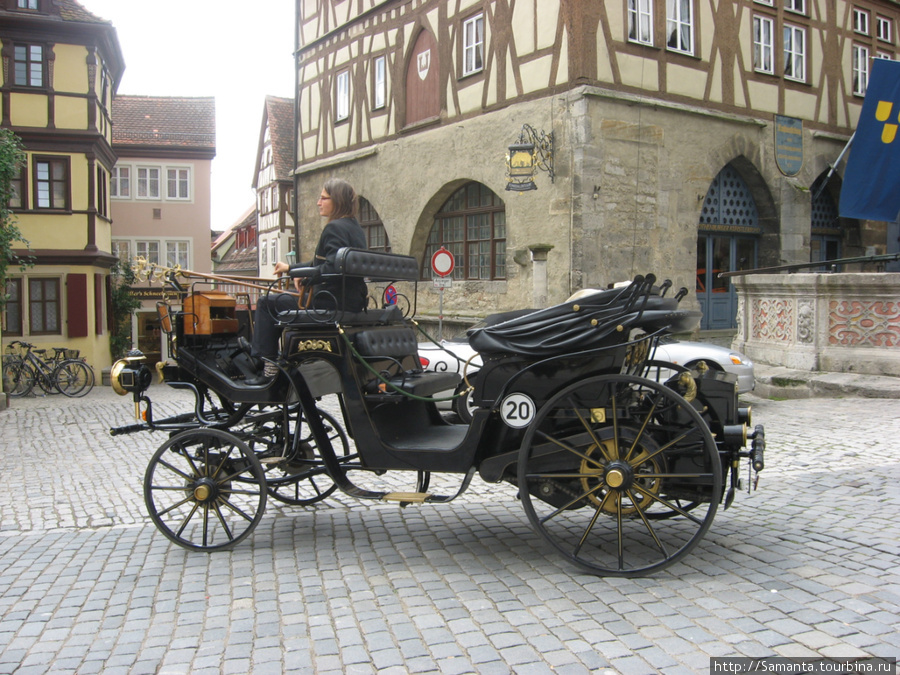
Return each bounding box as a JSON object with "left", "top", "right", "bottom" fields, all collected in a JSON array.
[
  {"left": 108, "top": 259, "right": 142, "bottom": 360},
  {"left": 0, "top": 129, "right": 34, "bottom": 307}
]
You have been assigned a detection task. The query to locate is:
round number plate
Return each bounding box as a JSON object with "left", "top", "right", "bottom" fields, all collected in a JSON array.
[{"left": 501, "top": 393, "right": 536, "bottom": 429}]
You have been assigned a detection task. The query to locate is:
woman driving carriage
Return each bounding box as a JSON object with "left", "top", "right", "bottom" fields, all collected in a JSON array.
[{"left": 243, "top": 178, "right": 367, "bottom": 384}]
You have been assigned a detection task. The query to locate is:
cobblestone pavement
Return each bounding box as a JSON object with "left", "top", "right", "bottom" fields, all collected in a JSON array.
[{"left": 0, "top": 385, "right": 898, "bottom": 674}]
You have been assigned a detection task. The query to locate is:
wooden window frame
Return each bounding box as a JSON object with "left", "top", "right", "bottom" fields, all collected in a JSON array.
[
  {"left": 783, "top": 23, "right": 806, "bottom": 82},
  {"left": 112, "top": 240, "right": 130, "bottom": 263},
  {"left": 373, "top": 55, "right": 387, "bottom": 110},
  {"left": 165, "top": 240, "right": 190, "bottom": 269},
  {"left": 28, "top": 277, "right": 61, "bottom": 336},
  {"left": 876, "top": 16, "right": 893, "bottom": 44},
  {"left": 136, "top": 240, "right": 160, "bottom": 265},
  {"left": 336, "top": 70, "right": 350, "bottom": 122},
  {"left": 628, "top": 0, "right": 654, "bottom": 46},
  {"left": 9, "top": 164, "right": 26, "bottom": 210},
  {"left": 4, "top": 278, "right": 23, "bottom": 336},
  {"left": 97, "top": 166, "right": 108, "bottom": 218},
  {"left": 166, "top": 167, "right": 191, "bottom": 200},
  {"left": 853, "top": 8, "right": 870, "bottom": 36},
  {"left": 785, "top": 0, "right": 806, "bottom": 15},
  {"left": 462, "top": 13, "right": 485, "bottom": 77},
  {"left": 32, "top": 156, "right": 70, "bottom": 211},
  {"left": 137, "top": 166, "right": 161, "bottom": 200},
  {"left": 852, "top": 44, "right": 870, "bottom": 95},
  {"left": 111, "top": 166, "right": 130, "bottom": 198},
  {"left": 665, "top": 0, "right": 694, "bottom": 55},
  {"left": 424, "top": 183, "right": 506, "bottom": 281},
  {"left": 13, "top": 42, "right": 45, "bottom": 88},
  {"left": 753, "top": 15, "right": 775, "bottom": 74},
  {"left": 359, "top": 197, "right": 390, "bottom": 252}
]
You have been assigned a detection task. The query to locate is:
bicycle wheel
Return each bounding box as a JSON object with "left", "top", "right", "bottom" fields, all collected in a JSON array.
[
  {"left": 54, "top": 359, "right": 93, "bottom": 397},
  {"left": 3, "top": 361, "right": 35, "bottom": 397},
  {"left": 35, "top": 365, "right": 57, "bottom": 395}
]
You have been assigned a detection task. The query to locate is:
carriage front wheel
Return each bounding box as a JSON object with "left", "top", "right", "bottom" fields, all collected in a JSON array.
[
  {"left": 517, "top": 373, "right": 722, "bottom": 577},
  {"left": 144, "top": 428, "right": 267, "bottom": 552}
]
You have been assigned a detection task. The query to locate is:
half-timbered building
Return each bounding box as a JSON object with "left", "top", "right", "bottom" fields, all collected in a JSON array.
[
  {"left": 254, "top": 96, "right": 296, "bottom": 277},
  {"left": 293, "top": 0, "right": 899, "bottom": 330},
  {"left": 1, "top": 0, "right": 124, "bottom": 364}
]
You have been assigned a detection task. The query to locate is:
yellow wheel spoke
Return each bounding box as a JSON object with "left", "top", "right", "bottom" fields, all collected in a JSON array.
[{"left": 534, "top": 429, "right": 606, "bottom": 470}]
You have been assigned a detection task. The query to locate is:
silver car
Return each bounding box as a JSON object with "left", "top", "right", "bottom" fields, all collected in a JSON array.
[{"left": 418, "top": 324, "right": 755, "bottom": 422}]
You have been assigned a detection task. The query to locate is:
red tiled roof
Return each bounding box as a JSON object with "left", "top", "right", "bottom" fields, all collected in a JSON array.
[
  {"left": 212, "top": 205, "right": 257, "bottom": 250},
  {"left": 265, "top": 96, "right": 294, "bottom": 181},
  {"left": 58, "top": 0, "right": 108, "bottom": 23},
  {"left": 112, "top": 95, "right": 216, "bottom": 149},
  {"left": 216, "top": 206, "right": 259, "bottom": 271}
]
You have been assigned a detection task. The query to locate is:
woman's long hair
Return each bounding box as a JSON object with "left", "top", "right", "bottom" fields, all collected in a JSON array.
[{"left": 323, "top": 178, "right": 358, "bottom": 220}]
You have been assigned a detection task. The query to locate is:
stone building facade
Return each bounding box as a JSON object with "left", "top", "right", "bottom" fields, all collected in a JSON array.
[{"left": 290, "top": 0, "right": 899, "bottom": 329}]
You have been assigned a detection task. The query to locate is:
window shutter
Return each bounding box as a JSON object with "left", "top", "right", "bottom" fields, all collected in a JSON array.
[
  {"left": 94, "top": 273, "right": 104, "bottom": 335},
  {"left": 106, "top": 274, "right": 115, "bottom": 333},
  {"left": 66, "top": 273, "right": 88, "bottom": 338}
]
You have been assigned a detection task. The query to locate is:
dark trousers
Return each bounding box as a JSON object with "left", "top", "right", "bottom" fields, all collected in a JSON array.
[{"left": 250, "top": 293, "right": 300, "bottom": 359}]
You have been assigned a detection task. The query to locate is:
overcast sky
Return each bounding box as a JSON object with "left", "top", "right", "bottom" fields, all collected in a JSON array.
[{"left": 81, "top": 0, "right": 295, "bottom": 232}]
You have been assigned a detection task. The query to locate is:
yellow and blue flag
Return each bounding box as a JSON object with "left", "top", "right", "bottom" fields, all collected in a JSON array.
[{"left": 840, "top": 59, "right": 900, "bottom": 221}]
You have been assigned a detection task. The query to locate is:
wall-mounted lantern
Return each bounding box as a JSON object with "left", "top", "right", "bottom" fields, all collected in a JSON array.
[{"left": 506, "top": 124, "right": 554, "bottom": 192}]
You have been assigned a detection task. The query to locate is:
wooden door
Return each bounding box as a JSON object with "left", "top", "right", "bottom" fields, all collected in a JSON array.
[{"left": 405, "top": 30, "right": 440, "bottom": 126}]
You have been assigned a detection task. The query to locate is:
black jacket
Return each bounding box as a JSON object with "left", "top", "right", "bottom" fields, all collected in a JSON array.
[{"left": 291, "top": 217, "right": 368, "bottom": 311}]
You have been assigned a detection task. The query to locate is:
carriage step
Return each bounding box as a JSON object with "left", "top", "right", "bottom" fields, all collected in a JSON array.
[{"left": 383, "top": 491, "right": 430, "bottom": 503}]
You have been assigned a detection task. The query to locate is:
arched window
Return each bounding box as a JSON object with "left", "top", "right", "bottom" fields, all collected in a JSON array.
[
  {"left": 810, "top": 173, "right": 841, "bottom": 264},
  {"left": 358, "top": 197, "right": 390, "bottom": 252},
  {"left": 697, "top": 164, "right": 762, "bottom": 330},
  {"left": 424, "top": 182, "right": 506, "bottom": 280}
]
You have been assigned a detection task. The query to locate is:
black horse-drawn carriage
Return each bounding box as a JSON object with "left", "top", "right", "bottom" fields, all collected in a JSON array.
[{"left": 110, "top": 248, "right": 765, "bottom": 577}]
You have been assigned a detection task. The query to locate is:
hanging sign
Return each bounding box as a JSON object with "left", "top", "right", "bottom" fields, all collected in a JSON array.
[{"left": 775, "top": 115, "right": 803, "bottom": 176}]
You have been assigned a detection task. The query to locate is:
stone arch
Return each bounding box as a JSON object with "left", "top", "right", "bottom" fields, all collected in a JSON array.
[
  {"left": 409, "top": 178, "right": 471, "bottom": 261},
  {"left": 696, "top": 157, "right": 774, "bottom": 329},
  {"left": 411, "top": 180, "right": 508, "bottom": 280},
  {"left": 809, "top": 170, "right": 863, "bottom": 262}
]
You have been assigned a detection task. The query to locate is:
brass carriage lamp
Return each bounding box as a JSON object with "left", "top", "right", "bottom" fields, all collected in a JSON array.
[
  {"left": 110, "top": 350, "right": 153, "bottom": 417},
  {"left": 506, "top": 124, "right": 554, "bottom": 192}
]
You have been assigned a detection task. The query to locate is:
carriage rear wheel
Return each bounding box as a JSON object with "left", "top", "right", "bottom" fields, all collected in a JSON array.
[
  {"left": 517, "top": 373, "right": 721, "bottom": 577},
  {"left": 144, "top": 428, "right": 267, "bottom": 552}
]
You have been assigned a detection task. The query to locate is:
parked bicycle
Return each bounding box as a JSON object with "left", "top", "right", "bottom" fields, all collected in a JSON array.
[{"left": 2, "top": 341, "right": 94, "bottom": 398}]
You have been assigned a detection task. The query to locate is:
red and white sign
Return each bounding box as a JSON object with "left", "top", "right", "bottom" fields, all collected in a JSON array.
[{"left": 431, "top": 247, "right": 455, "bottom": 278}]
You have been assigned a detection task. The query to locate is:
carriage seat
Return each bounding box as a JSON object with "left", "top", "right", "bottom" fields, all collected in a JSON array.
[
  {"left": 468, "top": 275, "right": 700, "bottom": 357},
  {"left": 353, "top": 326, "right": 460, "bottom": 398},
  {"left": 279, "top": 248, "right": 420, "bottom": 327}
]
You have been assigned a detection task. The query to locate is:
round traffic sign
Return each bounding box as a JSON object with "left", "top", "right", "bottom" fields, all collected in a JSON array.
[{"left": 431, "top": 247, "right": 455, "bottom": 277}]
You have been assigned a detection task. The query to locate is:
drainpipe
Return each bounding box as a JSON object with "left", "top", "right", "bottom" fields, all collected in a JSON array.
[{"left": 292, "top": 0, "right": 301, "bottom": 263}]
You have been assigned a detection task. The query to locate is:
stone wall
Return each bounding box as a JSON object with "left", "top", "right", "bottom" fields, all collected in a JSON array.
[{"left": 732, "top": 273, "right": 900, "bottom": 376}]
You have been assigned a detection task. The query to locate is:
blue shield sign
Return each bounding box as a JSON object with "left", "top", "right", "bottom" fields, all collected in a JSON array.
[{"left": 775, "top": 115, "right": 803, "bottom": 176}]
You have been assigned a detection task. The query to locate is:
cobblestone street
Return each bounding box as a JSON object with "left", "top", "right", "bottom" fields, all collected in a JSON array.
[{"left": 0, "top": 386, "right": 898, "bottom": 674}]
